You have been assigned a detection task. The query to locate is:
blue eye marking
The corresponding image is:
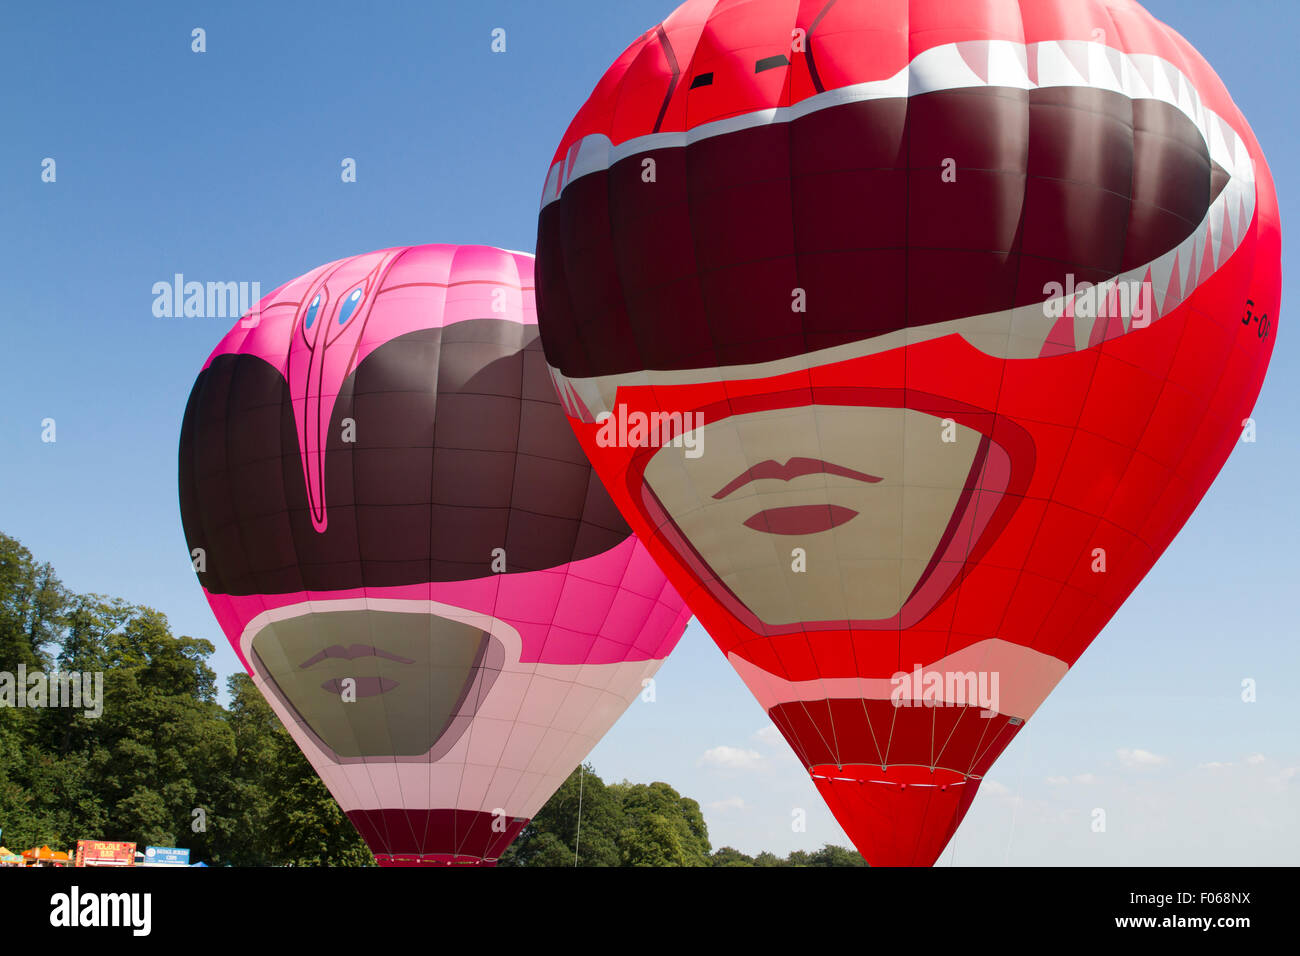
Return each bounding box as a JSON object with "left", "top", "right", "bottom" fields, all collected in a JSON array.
[
  {"left": 339, "top": 288, "right": 363, "bottom": 325},
  {"left": 304, "top": 294, "right": 321, "bottom": 330}
]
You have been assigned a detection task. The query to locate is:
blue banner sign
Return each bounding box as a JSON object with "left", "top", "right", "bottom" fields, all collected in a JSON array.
[{"left": 143, "top": 846, "right": 190, "bottom": 867}]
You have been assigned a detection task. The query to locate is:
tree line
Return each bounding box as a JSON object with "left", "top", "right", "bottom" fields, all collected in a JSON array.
[
  {"left": 499, "top": 767, "right": 866, "bottom": 867},
  {"left": 0, "top": 531, "right": 863, "bottom": 866}
]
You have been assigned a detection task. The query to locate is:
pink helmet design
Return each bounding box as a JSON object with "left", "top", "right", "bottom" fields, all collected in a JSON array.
[{"left": 179, "top": 244, "right": 691, "bottom": 865}]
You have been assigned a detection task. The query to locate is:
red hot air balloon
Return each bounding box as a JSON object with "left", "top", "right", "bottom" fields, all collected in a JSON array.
[
  {"left": 179, "top": 244, "right": 690, "bottom": 866},
  {"left": 535, "top": 0, "right": 1280, "bottom": 865}
]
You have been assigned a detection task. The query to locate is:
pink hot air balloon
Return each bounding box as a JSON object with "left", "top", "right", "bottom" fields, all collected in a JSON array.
[{"left": 179, "top": 244, "right": 690, "bottom": 865}]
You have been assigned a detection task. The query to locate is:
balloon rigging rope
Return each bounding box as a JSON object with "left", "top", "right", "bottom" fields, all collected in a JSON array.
[
  {"left": 574, "top": 763, "right": 585, "bottom": 867},
  {"left": 1004, "top": 722, "right": 1030, "bottom": 865}
]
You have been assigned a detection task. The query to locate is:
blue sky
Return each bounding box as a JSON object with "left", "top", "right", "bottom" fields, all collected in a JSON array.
[{"left": 1, "top": 0, "right": 1295, "bottom": 863}]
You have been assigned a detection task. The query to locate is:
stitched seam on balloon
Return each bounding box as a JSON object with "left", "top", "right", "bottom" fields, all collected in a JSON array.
[
  {"left": 932, "top": 2, "right": 1035, "bottom": 736},
  {"left": 449, "top": 248, "right": 521, "bottom": 850},
  {"left": 803, "top": 0, "right": 837, "bottom": 95},
  {"left": 780, "top": 0, "right": 844, "bottom": 770},
  {"left": 1027, "top": 223, "right": 1264, "bottom": 669}
]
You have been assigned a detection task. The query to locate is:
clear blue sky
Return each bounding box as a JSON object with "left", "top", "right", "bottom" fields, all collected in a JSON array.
[{"left": 1, "top": 0, "right": 1295, "bottom": 863}]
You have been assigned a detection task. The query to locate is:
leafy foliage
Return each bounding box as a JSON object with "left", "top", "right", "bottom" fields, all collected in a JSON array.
[
  {"left": 0, "top": 531, "right": 864, "bottom": 866},
  {"left": 500, "top": 765, "right": 866, "bottom": 867},
  {"left": 0, "top": 531, "right": 371, "bottom": 865}
]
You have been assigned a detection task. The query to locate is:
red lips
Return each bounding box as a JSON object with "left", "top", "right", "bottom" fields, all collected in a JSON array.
[
  {"left": 716, "top": 457, "right": 877, "bottom": 535},
  {"left": 714, "top": 456, "right": 883, "bottom": 499},
  {"left": 743, "top": 504, "right": 859, "bottom": 535},
  {"left": 717, "top": 457, "right": 878, "bottom": 535}
]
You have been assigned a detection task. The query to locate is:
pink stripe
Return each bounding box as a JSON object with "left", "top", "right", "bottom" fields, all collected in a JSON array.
[{"left": 207, "top": 536, "right": 688, "bottom": 672}]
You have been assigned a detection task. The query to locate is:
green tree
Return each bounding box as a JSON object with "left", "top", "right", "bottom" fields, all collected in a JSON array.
[
  {"left": 263, "top": 722, "right": 373, "bottom": 866},
  {"left": 711, "top": 845, "right": 755, "bottom": 866},
  {"left": 207, "top": 674, "right": 371, "bottom": 866},
  {"left": 0, "top": 530, "right": 867, "bottom": 867},
  {"left": 619, "top": 812, "right": 690, "bottom": 866},
  {"left": 500, "top": 764, "right": 623, "bottom": 867},
  {"left": 511, "top": 832, "right": 573, "bottom": 867},
  {"left": 612, "top": 781, "right": 711, "bottom": 866},
  {"left": 807, "top": 843, "right": 867, "bottom": 867},
  {"left": 0, "top": 532, "right": 63, "bottom": 672}
]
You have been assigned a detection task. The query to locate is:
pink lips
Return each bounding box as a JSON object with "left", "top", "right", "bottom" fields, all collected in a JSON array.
[
  {"left": 319, "top": 676, "right": 399, "bottom": 698},
  {"left": 302, "top": 644, "right": 414, "bottom": 697},
  {"left": 300, "top": 643, "right": 416, "bottom": 668},
  {"left": 743, "top": 504, "right": 859, "bottom": 535}
]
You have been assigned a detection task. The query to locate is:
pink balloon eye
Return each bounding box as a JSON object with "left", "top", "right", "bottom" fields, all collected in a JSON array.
[
  {"left": 303, "top": 294, "right": 321, "bottom": 330},
  {"left": 337, "top": 287, "right": 363, "bottom": 325}
]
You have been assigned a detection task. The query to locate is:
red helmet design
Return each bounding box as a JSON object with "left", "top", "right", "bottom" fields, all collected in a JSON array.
[{"left": 534, "top": 0, "right": 1280, "bottom": 864}]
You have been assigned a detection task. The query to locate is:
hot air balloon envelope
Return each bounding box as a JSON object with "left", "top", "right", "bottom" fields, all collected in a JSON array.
[
  {"left": 180, "top": 244, "right": 691, "bottom": 865},
  {"left": 535, "top": 0, "right": 1280, "bottom": 865}
]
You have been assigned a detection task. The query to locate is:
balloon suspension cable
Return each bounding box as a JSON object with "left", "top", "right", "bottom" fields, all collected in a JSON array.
[
  {"left": 574, "top": 764, "right": 585, "bottom": 867},
  {"left": 1004, "top": 723, "right": 1030, "bottom": 866},
  {"left": 947, "top": 814, "right": 959, "bottom": 867}
]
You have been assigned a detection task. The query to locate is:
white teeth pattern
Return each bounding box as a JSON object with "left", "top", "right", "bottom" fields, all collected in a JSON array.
[
  {"left": 1037, "top": 40, "right": 1088, "bottom": 87},
  {"left": 909, "top": 42, "right": 985, "bottom": 94},
  {"left": 551, "top": 365, "right": 605, "bottom": 424},
  {"left": 1218, "top": 202, "right": 1233, "bottom": 261},
  {"left": 1150, "top": 56, "right": 1178, "bottom": 102},
  {"left": 1086, "top": 42, "right": 1124, "bottom": 94},
  {"left": 987, "top": 40, "right": 1032, "bottom": 88},
  {"left": 1206, "top": 203, "right": 1221, "bottom": 265},
  {"left": 1179, "top": 73, "right": 1204, "bottom": 132},
  {"left": 1127, "top": 55, "right": 1154, "bottom": 99},
  {"left": 541, "top": 163, "right": 562, "bottom": 209},
  {"left": 1225, "top": 182, "right": 1241, "bottom": 237},
  {"left": 1210, "top": 119, "right": 1232, "bottom": 173},
  {"left": 1149, "top": 251, "right": 1177, "bottom": 312},
  {"left": 1105, "top": 46, "right": 1128, "bottom": 91},
  {"left": 540, "top": 39, "right": 1257, "bottom": 357}
]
